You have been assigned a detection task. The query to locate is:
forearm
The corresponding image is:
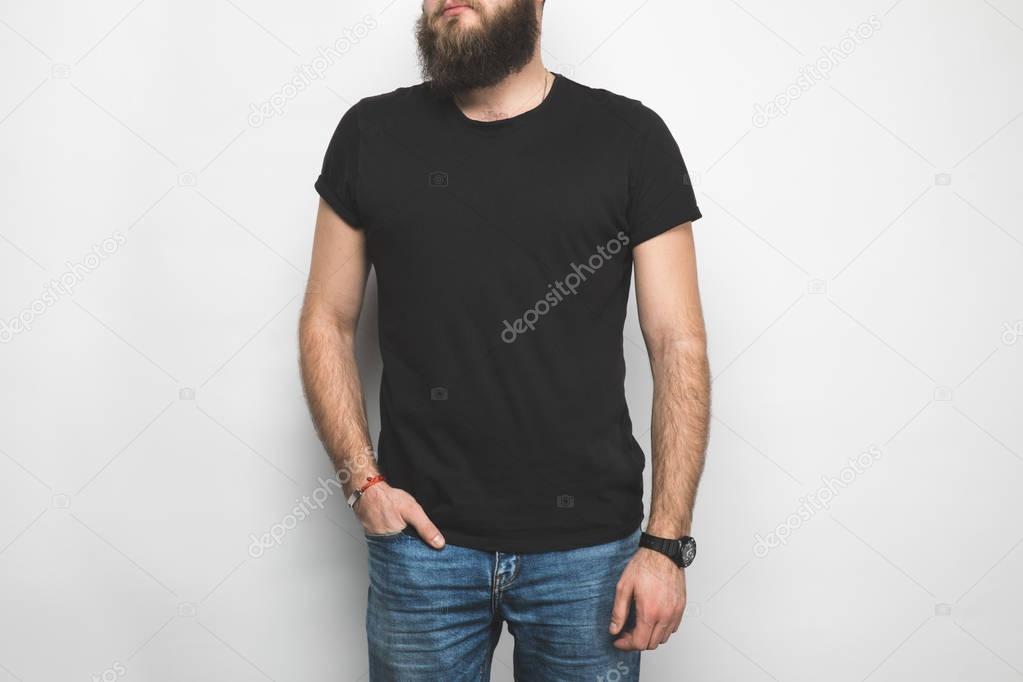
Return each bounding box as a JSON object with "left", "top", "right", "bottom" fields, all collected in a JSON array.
[
  {"left": 646, "top": 338, "right": 710, "bottom": 538},
  {"left": 299, "top": 312, "right": 376, "bottom": 496}
]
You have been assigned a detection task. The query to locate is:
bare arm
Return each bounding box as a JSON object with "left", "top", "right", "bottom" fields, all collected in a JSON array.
[
  {"left": 299, "top": 198, "right": 375, "bottom": 491},
  {"left": 299, "top": 199, "right": 445, "bottom": 547},
  {"left": 636, "top": 222, "right": 710, "bottom": 539},
  {"left": 611, "top": 222, "right": 710, "bottom": 651}
]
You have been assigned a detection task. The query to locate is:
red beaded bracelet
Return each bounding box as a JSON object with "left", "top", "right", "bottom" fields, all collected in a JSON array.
[{"left": 347, "top": 474, "right": 386, "bottom": 508}]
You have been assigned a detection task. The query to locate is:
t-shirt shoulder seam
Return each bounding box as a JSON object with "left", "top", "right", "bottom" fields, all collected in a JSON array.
[
  {"left": 571, "top": 81, "right": 652, "bottom": 141},
  {"left": 358, "top": 82, "right": 432, "bottom": 110}
]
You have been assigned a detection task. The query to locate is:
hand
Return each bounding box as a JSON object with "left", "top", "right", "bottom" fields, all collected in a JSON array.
[
  {"left": 609, "top": 548, "right": 686, "bottom": 650},
  {"left": 354, "top": 482, "right": 446, "bottom": 549}
]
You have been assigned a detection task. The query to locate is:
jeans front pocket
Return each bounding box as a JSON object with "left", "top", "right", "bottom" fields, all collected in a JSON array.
[{"left": 363, "top": 524, "right": 410, "bottom": 541}]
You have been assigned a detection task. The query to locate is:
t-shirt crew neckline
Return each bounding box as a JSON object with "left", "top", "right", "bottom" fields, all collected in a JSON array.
[{"left": 445, "top": 72, "right": 563, "bottom": 129}]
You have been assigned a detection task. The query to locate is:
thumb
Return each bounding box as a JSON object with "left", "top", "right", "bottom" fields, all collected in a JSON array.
[
  {"left": 609, "top": 578, "right": 633, "bottom": 635},
  {"left": 403, "top": 501, "right": 445, "bottom": 549}
]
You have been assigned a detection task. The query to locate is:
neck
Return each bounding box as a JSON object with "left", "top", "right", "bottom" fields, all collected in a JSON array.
[{"left": 454, "top": 56, "right": 550, "bottom": 122}]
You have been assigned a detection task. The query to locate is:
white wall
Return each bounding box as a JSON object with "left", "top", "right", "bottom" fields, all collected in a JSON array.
[{"left": 1, "top": 1, "right": 1022, "bottom": 680}]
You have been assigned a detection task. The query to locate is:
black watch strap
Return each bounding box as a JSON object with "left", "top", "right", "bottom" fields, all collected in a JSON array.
[{"left": 639, "top": 532, "right": 696, "bottom": 568}]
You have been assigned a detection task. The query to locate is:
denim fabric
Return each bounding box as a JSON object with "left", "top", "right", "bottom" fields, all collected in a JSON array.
[{"left": 366, "top": 526, "right": 642, "bottom": 681}]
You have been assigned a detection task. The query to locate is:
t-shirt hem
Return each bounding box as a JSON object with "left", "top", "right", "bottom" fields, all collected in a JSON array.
[
  {"left": 435, "top": 517, "right": 644, "bottom": 554},
  {"left": 631, "top": 209, "right": 703, "bottom": 248},
  {"left": 314, "top": 175, "right": 362, "bottom": 228}
]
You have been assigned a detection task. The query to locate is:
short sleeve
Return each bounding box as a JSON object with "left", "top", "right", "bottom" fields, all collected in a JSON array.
[
  {"left": 626, "top": 108, "right": 701, "bottom": 246},
  {"left": 315, "top": 102, "right": 362, "bottom": 227}
]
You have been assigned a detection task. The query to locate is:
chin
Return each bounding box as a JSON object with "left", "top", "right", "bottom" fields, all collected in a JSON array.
[{"left": 444, "top": 15, "right": 481, "bottom": 29}]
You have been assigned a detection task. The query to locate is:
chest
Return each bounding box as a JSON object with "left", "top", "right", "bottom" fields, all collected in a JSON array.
[{"left": 357, "top": 124, "right": 631, "bottom": 263}]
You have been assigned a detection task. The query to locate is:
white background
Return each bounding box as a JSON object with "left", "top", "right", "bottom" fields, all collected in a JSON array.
[{"left": 2, "top": 0, "right": 1022, "bottom": 680}]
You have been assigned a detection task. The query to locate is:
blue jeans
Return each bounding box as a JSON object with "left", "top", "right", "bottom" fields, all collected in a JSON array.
[{"left": 366, "top": 526, "right": 642, "bottom": 681}]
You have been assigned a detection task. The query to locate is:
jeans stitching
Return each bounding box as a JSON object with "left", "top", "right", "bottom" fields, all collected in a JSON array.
[
  {"left": 496, "top": 554, "right": 521, "bottom": 592},
  {"left": 490, "top": 551, "right": 500, "bottom": 615}
]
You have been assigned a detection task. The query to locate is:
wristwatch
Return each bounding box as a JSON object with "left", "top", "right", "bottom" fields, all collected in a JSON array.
[{"left": 639, "top": 532, "right": 697, "bottom": 569}]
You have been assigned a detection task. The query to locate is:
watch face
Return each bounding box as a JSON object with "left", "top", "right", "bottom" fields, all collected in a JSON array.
[{"left": 680, "top": 538, "right": 697, "bottom": 567}]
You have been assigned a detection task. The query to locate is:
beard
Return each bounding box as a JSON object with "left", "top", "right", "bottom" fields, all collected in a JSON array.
[{"left": 416, "top": 0, "right": 540, "bottom": 94}]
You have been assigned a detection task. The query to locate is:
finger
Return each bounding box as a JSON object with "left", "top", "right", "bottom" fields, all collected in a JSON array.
[
  {"left": 609, "top": 580, "right": 633, "bottom": 635},
  {"left": 665, "top": 612, "right": 684, "bottom": 642},
  {"left": 653, "top": 622, "right": 672, "bottom": 647},
  {"left": 673, "top": 600, "right": 687, "bottom": 632},
  {"left": 612, "top": 628, "right": 645, "bottom": 651},
  {"left": 402, "top": 501, "right": 445, "bottom": 548},
  {"left": 612, "top": 634, "right": 638, "bottom": 651},
  {"left": 626, "top": 617, "right": 655, "bottom": 651},
  {"left": 613, "top": 621, "right": 653, "bottom": 652}
]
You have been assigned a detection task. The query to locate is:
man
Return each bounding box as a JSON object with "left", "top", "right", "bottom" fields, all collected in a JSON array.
[{"left": 299, "top": 0, "right": 709, "bottom": 679}]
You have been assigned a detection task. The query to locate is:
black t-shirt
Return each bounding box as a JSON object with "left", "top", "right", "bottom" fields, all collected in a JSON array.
[{"left": 315, "top": 74, "right": 701, "bottom": 553}]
